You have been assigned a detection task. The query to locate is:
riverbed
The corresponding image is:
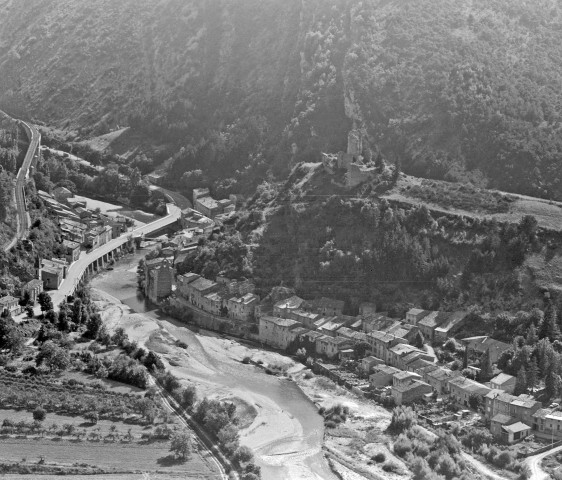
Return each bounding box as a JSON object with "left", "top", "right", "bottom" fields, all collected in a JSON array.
[{"left": 91, "top": 249, "right": 338, "bottom": 480}]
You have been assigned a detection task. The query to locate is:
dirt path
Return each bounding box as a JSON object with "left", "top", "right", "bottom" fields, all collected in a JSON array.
[{"left": 525, "top": 443, "right": 562, "bottom": 480}]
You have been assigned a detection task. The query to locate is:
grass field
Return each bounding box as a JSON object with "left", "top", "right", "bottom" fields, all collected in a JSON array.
[{"left": 0, "top": 437, "right": 219, "bottom": 476}]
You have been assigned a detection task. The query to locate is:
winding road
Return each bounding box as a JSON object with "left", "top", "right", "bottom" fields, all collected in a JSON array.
[
  {"left": 526, "top": 443, "right": 562, "bottom": 480},
  {"left": 1, "top": 113, "right": 40, "bottom": 252}
]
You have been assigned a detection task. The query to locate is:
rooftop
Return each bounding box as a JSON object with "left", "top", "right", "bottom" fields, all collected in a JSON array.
[
  {"left": 491, "top": 413, "right": 514, "bottom": 425},
  {"left": 394, "top": 371, "right": 420, "bottom": 381},
  {"left": 407, "top": 308, "right": 426, "bottom": 316},
  {"left": 0, "top": 296, "right": 18, "bottom": 305},
  {"left": 448, "top": 376, "right": 491, "bottom": 395},
  {"left": 372, "top": 365, "right": 401, "bottom": 376},
  {"left": 262, "top": 316, "right": 301, "bottom": 328},
  {"left": 274, "top": 295, "right": 304, "bottom": 310},
  {"left": 190, "top": 277, "right": 218, "bottom": 292},
  {"left": 490, "top": 373, "right": 516, "bottom": 386},
  {"left": 393, "top": 379, "right": 431, "bottom": 393},
  {"left": 503, "top": 422, "right": 531, "bottom": 433}
]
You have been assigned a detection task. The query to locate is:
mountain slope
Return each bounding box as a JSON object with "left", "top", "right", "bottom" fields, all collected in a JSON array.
[{"left": 2, "top": 0, "right": 562, "bottom": 198}]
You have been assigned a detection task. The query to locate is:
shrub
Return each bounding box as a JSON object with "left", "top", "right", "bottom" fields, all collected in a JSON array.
[
  {"left": 32, "top": 407, "right": 46, "bottom": 422},
  {"left": 393, "top": 434, "right": 413, "bottom": 458},
  {"left": 388, "top": 406, "right": 417, "bottom": 433},
  {"left": 382, "top": 461, "right": 400, "bottom": 473},
  {"left": 372, "top": 452, "right": 385, "bottom": 463},
  {"left": 242, "top": 356, "right": 251, "bottom": 364}
]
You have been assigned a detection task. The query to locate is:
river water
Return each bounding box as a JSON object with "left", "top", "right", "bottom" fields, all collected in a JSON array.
[{"left": 91, "top": 249, "right": 337, "bottom": 480}]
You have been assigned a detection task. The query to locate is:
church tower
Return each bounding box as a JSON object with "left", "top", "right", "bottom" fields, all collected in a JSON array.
[{"left": 34, "top": 256, "right": 42, "bottom": 280}]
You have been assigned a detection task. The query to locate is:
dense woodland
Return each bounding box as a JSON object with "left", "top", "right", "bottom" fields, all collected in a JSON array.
[{"left": 2, "top": 1, "right": 562, "bottom": 200}]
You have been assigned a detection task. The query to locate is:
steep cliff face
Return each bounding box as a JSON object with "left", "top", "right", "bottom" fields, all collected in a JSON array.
[{"left": 2, "top": 0, "right": 562, "bottom": 198}]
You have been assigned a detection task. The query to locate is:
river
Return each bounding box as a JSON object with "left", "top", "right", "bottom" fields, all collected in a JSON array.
[{"left": 91, "top": 249, "right": 338, "bottom": 480}]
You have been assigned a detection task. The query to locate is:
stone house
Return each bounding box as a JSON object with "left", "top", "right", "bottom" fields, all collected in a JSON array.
[
  {"left": 0, "top": 296, "right": 21, "bottom": 317},
  {"left": 145, "top": 258, "right": 174, "bottom": 303},
  {"left": 366, "top": 331, "right": 408, "bottom": 364},
  {"left": 226, "top": 293, "right": 258, "bottom": 322},
  {"left": 361, "top": 356, "right": 384, "bottom": 374},
  {"left": 62, "top": 239, "right": 81, "bottom": 264},
  {"left": 405, "top": 308, "right": 430, "bottom": 325},
  {"left": 447, "top": 376, "right": 491, "bottom": 408},
  {"left": 433, "top": 311, "right": 467, "bottom": 342},
  {"left": 461, "top": 336, "right": 511, "bottom": 364},
  {"left": 489, "top": 373, "right": 516, "bottom": 394},
  {"left": 370, "top": 365, "right": 401, "bottom": 387},
  {"left": 259, "top": 316, "right": 302, "bottom": 350},
  {"left": 315, "top": 336, "right": 353, "bottom": 359},
  {"left": 311, "top": 297, "right": 345, "bottom": 317},
  {"left": 392, "top": 380, "right": 433, "bottom": 406},
  {"left": 423, "top": 367, "right": 461, "bottom": 395},
  {"left": 180, "top": 275, "right": 219, "bottom": 310},
  {"left": 533, "top": 409, "right": 562, "bottom": 441}
]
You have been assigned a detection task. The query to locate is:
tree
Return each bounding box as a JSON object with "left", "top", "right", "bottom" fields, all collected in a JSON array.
[
  {"left": 84, "top": 411, "right": 98, "bottom": 425},
  {"left": 468, "top": 393, "right": 482, "bottom": 411},
  {"left": 25, "top": 305, "right": 34, "bottom": 318},
  {"left": 85, "top": 314, "right": 102, "bottom": 338},
  {"left": 37, "top": 341, "right": 71, "bottom": 372},
  {"left": 413, "top": 330, "right": 425, "bottom": 349},
  {"left": 353, "top": 341, "right": 370, "bottom": 359},
  {"left": 179, "top": 385, "right": 197, "bottom": 410},
  {"left": 514, "top": 365, "right": 528, "bottom": 395},
  {"left": 541, "top": 301, "right": 560, "bottom": 342},
  {"left": 111, "top": 327, "right": 128, "bottom": 346},
  {"left": 478, "top": 348, "right": 494, "bottom": 382},
  {"left": 38, "top": 292, "right": 53, "bottom": 313},
  {"left": 33, "top": 407, "right": 46, "bottom": 422},
  {"left": 527, "top": 357, "right": 539, "bottom": 392},
  {"left": 234, "top": 445, "right": 254, "bottom": 464},
  {"left": 526, "top": 323, "right": 538, "bottom": 346},
  {"left": 169, "top": 430, "right": 192, "bottom": 460}
]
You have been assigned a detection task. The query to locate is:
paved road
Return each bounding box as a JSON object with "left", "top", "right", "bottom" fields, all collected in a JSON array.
[
  {"left": 526, "top": 443, "right": 562, "bottom": 480},
  {"left": 149, "top": 184, "right": 192, "bottom": 210},
  {"left": 49, "top": 203, "right": 181, "bottom": 306},
  {"left": 1, "top": 115, "right": 40, "bottom": 252}
]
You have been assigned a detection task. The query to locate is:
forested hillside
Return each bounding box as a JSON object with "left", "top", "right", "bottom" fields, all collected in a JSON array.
[{"left": 1, "top": 0, "right": 562, "bottom": 198}]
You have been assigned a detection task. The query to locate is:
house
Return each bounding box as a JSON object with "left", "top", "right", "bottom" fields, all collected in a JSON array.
[
  {"left": 192, "top": 188, "right": 211, "bottom": 206},
  {"left": 315, "top": 336, "right": 353, "bottom": 359},
  {"left": 39, "top": 259, "right": 67, "bottom": 290},
  {"left": 21, "top": 279, "right": 43, "bottom": 304},
  {"left": 59, "top": 218, "right": 87, "bottom": 244},
  {"left": 62, "top": 239, "right": 81, "bottom": 264},
  {"left": 176, "top": 273, "right": 201, "bottom": 298},
  {"left": 386, "top": 323, "right": 421, "bottom": 344},
  {"left": 407, "top": 358, "right": 435, "bottom": 373},
  {"left": 298, "top": 330, "right": 324, "bottom": 355},
  {"left": 489, "top": 373, "right": 516, "bottom": 394},
  {"left": 287, "top": 327, "right": 311, "bottom": 348},
  {"left": 510, "top": 394, "right": 542, "bottom": 427},
  {"left": 405, "top": 308, "right": 430, "bottom": 325},
  {"left": 178, "top": 274, "right": 218, "bottom": 309},
  {"left": 195, "top": 195, "right": 221, "bottom": 218},
  {"left": 337, "top": 328, "right": 369, "bottom": 345},
  {"left": 202, "top": 292, "right": 223, "bottom": 316},
  {"left": 424, "top": 367, "right": 461, "bottom": 395},
  {"left": 392, "top": 380, "right": 433, "bottom": 406},
  {"left": 388, "top": 343, "right": 432, "bottom": 370},
  {"left": 370, "top": 365, "right": 401, "bottom": 387},
  {"left": 311, "top": 297, "right": 345, "bottom": 317},
  {"left": 393, "top": 371, "right": 421, "bottom": 387},
  {"left": 291, "top": 309, "right": 321, "bottom": 328},
  {"left": 533, "top": 409, "right": 562, "bottom": 441},
  {"left": 362, "top": 313, "right": 399, "bottom": 333},
  {"left": 485, "top": 390, "right": 516, "bottom": 420},
  {"left": 366, "top": 331, "right": 408, "bottom": 364},
  {"left": 273, "top": 296, "right": 305, "bottom": 318},
  {"left": 433, "top": 312, "right": 467, "bottom": 342},
  {"left": 417, "top": 311, "right": 443, "bottom": 342},
  {"left": 226, "top": 293, "right": 259, "bottom": 322},
  {"left": 145, "top": 258, "right": 174, "bottom": 303},
  {"left": 53, "top": 186, "right": 73, "bottom": 204},
  {"left": 259, "top": 316, "right": 302, "bottom": 350},
  {"left": 317, "top": 318, "right": 348, "bottom": 337},
  {"left": 447, "top": 376, "right": 491, "bottom": 408},
  {"left": 490, "top": 414, "right": 515, "bottom": 438},
  {"left": 0, "top": 296, "right": 21, "bottom": 316},
  {"left": 340, "top": 349, "right": 355, "bottom": 361},
  {"left": 501, "top": 422, "right": 531, "bottom": 444},
  {"left": 461, "top": 336, "right": 511, "bottom": 364},
  {"left": 361, "top": 356, "right": 384, "bottom": 374}
]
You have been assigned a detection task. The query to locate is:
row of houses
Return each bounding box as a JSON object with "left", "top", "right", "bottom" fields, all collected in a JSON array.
[{"left": 176, "top": 272, "right": 259, "bottom": 322}]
